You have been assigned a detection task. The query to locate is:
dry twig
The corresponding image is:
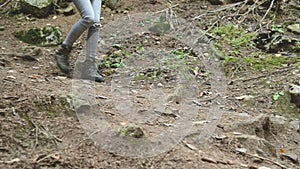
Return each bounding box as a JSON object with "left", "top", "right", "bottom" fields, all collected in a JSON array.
[
  {"left": 238, "top": 0, "right": 267, "bottom": 23},
  {"left": 238, "top": 151, "right": 287, "bottom": 168},
  {"left": 36, "top": 152, "right": 60, "bottom": 163},
  {"left": 260, "top": 0, "right": 276, "bottom": 26},
  {"left": 152, "top": 4, "right": 179, "bottom": 15},
  {"left": 0, "top": 0, "right": 11, "bottom": 9},
  {"left": 192, "top": 1, "right": 246, "bottom": 20}
]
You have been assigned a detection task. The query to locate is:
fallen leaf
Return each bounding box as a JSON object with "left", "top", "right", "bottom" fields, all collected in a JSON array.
[{"left": 279, "top": 149, "right": 286, "bottom": 154}]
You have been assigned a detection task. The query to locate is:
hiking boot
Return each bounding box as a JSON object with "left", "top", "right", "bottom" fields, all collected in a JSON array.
[
  {"left": 55, "top": 44, "right": 72, "bottom": 74},
  {"left": 80, "top": 58, "right": 105, "bottom": 83}
]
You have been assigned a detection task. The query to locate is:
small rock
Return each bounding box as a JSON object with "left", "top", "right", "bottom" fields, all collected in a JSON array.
[
  {"left": 287, "top": 24, "right": 300, "bottom": 34},
  {"left": 258, "top": 166, "right": 271, "bottom": 169},
  {"left": 193, "top": 120, "right": 209, "bottom": 125},
  {"left": 0, "top": 26, "right": 5, "bottom": 31},
  {"left": 6, "top": 76, "right": 16, "bottom": 80},
  {"left": 214, "top": 135, "right": 227, "bottom": 140},
  {"left": 57, "top": 76, "right": 67, "bottom": 80},
  {"left": 208, "top": 0, "right": 228, "bottom": 5},
  {"left": 14, "top": 26, "right": 63, "bottom": 46},
  {"left": 249, "top": 166, "right": 258, "bottom": 169},
  {"left": 7, "top": 70, "right": 16, "bottom": 73},
  {"left": 234, "top": 134, "right": 277, "bottom": 157},
  {"left": 112, "top": 44, "right": 123, "bottom": 49},
  {"left": 157, "top": 83, "right": 164, "bottom": 87},
  {"left": 104, "top": 0, "right": 120, "bottom": 10},
  {"left": 227, "top": 160, "right": 234, "bottom": 165},
  {"left": 236, "top": 148, "right": 247, "bottom": 153},
  {"left": 280, "top": 153, "right": 299, "bottom": 164},
  {"left": 63, "top": 3, "right": 76, "bottom": 16},
  {"left": 235, "top": 95, "right": 255, "bottom": 101},
  {"left": 0, "top": 109, "right": 5, "bottom": 116},
  {"left": 118, "top": 125, "right": 144, "bottom": 138},
  {"left": 253, "top": 157, "right": 263, "bottom": 163},
  {"left": 269, "top": 114, "right": 287, "bottom": 131},
  {"left": 289, "top": 120, "right": 300, "bottom": 131},
  {"left": 149, "top": 21, "right": 171, "bottom": 36},
  {"left": 253, "top": 31, "right": 300, "bottom": 53},
  {"left": 289, "top": 84, "right": 300, "bottom": 108},
  {"left": 233, "top": 132, "right": 242, "bottom": 135},
  {"left": 20, "top": 0, "right": 53, "bottom": 18},
  {"left": 240, "top": 163, "right": 248, "bottom": 167}
]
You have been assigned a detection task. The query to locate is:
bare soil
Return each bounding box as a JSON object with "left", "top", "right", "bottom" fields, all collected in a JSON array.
[{"left": 0, "top": 0, "right": 300, "bottom": 169}]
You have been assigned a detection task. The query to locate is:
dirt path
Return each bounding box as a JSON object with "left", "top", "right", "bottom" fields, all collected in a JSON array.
[{"left": 1, "top": 0, "right": 300, "bottom": 168}]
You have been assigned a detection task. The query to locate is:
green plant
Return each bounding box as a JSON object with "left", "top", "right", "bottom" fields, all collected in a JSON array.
[
  {"left": 211, "top": 23, "right": 300, "bottom": 76},
  {"left": 212, "top": 24, "right": 254, "bottom": 49},
  {"left": 98, "top": 49, "right": 130, "bottom": 75},
  {"left": 271, "top": 24, "right": 284, "bottom": 33},
  {"left": 273, "top": 90, "right": 284, "bottom": 101},
  {"left": 14, "top": 26, "right": 63, "bottom": 46}
]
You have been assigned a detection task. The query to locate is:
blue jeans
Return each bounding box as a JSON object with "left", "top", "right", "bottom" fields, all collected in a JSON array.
[{"left": 63, "top": 0, "right": 102, "bottom": 59}]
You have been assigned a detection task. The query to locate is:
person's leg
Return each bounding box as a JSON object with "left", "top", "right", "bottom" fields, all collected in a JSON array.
[
  {"left": 56, "top": 0, "right": 95, "bottom": 74},
  {"left": 86, "top": 0, "right": 102, "bottom": 59},
  {"left": 81, "top": 0, "right": 104, "bottom": 82},
  {"left": 63, "top": 0, "right": 95, "bottom": 47}
]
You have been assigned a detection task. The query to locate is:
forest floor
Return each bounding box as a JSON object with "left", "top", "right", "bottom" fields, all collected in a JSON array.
[{"left": 0, "top": 0, "right": 300, "bottom": 168}]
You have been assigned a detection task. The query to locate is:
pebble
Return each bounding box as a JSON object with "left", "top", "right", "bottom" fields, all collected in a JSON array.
[
  {"left": 258, "top": 166, "right": 271, "bottom": 169},
  {"left": 280, "top": 152, "right": 299, "bottom": 164},
  {"left": 157, "top": 83, "right": 163, "bottom": 87},
  {"left": 233, "top": 132, "right": 242, "bottom": 135},
  {"left": 208, "top": 0, "right": 228, "bottom": 5},
  {"left": 287, "top": 23, "right": 300, "bottom": 34},
  {"left": 0, "top": 26, "right": 5, "bottom": 31},
  {"left": 7, "top": 70, "right": 16, "bottom": 73},
  {"left": 240, "top": 163, "right": 248, "bottom": 167},
  {"left": 236, "top": 148, "right": 247, "bottom": 153},
  {"left": 289, "top": 120, "right": 300, "bottom": 131},
  {"left": 6, "top": 75, "right": 16, "bottom": 80}
]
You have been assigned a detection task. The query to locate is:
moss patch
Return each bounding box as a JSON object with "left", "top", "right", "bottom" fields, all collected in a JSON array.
[
  {"left": 14, "top": 26, "right": 63, "bottom": 46},
  {"left": 211, "top": 24, "right": 300, "bottom": 76}
]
